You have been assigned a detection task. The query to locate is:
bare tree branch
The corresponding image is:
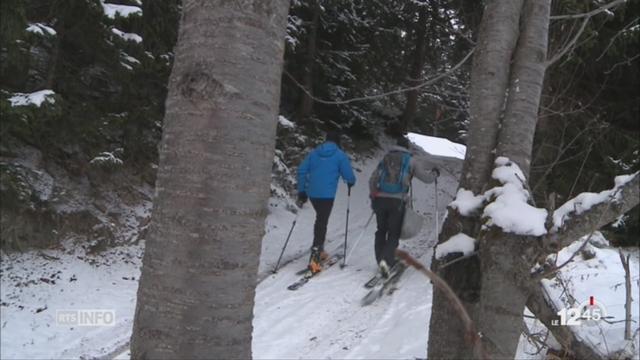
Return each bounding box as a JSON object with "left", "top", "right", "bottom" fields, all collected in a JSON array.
[
  {"left": 550, "top": 0, "right": 627, "bottom": 20},
  {"left": 545, "top": 17, "right": 590, "bottom": 67},
  {"left": 596, "top": 17, "right": 640, "bottom": 61},
  {"left": 548, "top": 172, "right": 640, "bottom": 250},
  {"left": 395, "top": 249, "right": 488, "bottom": 360},
  {"left": 283, "top": 48, "right": 475, "bottom": 105}
]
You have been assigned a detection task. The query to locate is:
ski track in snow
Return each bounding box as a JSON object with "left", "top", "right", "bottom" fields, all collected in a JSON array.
[{"left": 253, "top": 142, "right": 457, "bottom": 359}]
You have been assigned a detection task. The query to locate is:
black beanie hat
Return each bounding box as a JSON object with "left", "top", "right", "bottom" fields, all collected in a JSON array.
[
  {"left": 396, "top": 136, "right": 410, "bottom": 148},
  {"left": 326, "top": 130, "right": 341, "bottom": 146}
]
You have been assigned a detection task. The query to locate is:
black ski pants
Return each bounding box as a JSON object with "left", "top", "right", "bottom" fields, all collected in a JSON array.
[
  {"left": 310, "top": 198, "right": 334, "bottom": 250},
  {"left": 373, "top": 197, "right": 405, "bottom": 267}
]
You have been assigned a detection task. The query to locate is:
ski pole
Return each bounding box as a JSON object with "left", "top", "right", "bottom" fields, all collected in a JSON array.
[
  {"left": 342, "top": 186, "right": 351, "bottom": 267},
  {"left": 272, "top": 212, "right": 299, "bottom": 274},
  {"left": 341, "top": 210, "right": 374, "bottom": 268}
]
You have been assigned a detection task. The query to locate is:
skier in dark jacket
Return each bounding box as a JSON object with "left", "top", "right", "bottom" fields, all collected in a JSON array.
[
  {"left": 369, "top": 136, "right": 439, "bottom": 277},
  {"left": 297, "top": 130, "right": 356, "bottom": 273}
]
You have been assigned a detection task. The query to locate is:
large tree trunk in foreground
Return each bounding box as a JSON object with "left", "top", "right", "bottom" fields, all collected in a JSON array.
[
  {"left": 428, "top": 0, "right": 638, "bottom": 358},
  {"left": 427, "top": 1, "right": 523, "bottom": 358},
  {"left": 475, "top": 2, "right": 551, "bottom": 357},
  {"left": 130, "top": 1, "right": 289, "bottom": 358}
]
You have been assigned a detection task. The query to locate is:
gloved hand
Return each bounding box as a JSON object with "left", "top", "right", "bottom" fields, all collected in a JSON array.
[
  {"left": 431, "top": 168, "right": 440, "bottom": 178},
  {"left": 369, "top": 193, "right": 376, "bottom": 211},
  {"left": 297, "top": 192, "right": 308, "bottom": 208},
  {"left": 347, "top": 182, "right": 354, "bottom": 190}
]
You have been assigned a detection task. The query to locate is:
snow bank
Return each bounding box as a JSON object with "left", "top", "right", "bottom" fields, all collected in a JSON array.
[
  {"left": 101, "top": 2, "right": 142, "bottom": 19},
  {"left": 553, "top": 172, "right": 639, "bottom": 231},
  {"left": 9, "top": 90, "right": 55, "bottom": 107},
  {"left": 26, "top": 23, "right": 56, "bottom": 36},
  {"left": 450, "top": 188, "right": 484, "bottom": 216},
  {"left": 483, "top": 157, "right": 547, "bottom": 236},
  {"left": 407, "top": 132, "right": 466, "bottom": 159},
  {"left": 435, "top": 233, "right": 476, "bottom": 259},
  {"left": 111, "top": 28, "right": 142, "bottom": 43}
]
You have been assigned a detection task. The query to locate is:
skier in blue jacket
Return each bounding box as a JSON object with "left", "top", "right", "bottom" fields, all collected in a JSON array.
[{"left": 297, "top": 130, "right": 356, "bottom": 273}]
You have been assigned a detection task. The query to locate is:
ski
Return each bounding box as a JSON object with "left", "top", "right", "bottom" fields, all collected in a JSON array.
[
  {"left": 294, "top": 253, "right": 340, "bottom": 275},
  {"left": 364, "top": 274, "right": 383, "bottom": 289},
  {"left": 287, "top": 254, "right": 343, "bottom": 291},
  {"left": 360, "top": 263, "right": 406, "bottom": 306}
]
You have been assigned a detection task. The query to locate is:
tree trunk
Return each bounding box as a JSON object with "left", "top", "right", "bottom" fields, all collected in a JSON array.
[
  {"left": 298, "top": 0, "right": 321, "bottom": 119},
  {"left": 428, "top": 1, "right": 523, "bottom": 358},
  {"left": 400, "top": 4, "right": 429, "bottom": 131},
  {"left": 497, "top": 0, "right": 551, "bottom": 177},
  {"left": 474, "top": 4, "right": 551, "bottom": 355},
  {"left": 129, "top": 1, "right": 289, "bottom": 358},
  {"left": 459, "top": 0, "right": 524, "bottom": 194}
]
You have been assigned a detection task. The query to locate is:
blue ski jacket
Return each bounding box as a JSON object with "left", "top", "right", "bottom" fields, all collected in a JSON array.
[{"left": 297, "top": 141, "right": 356, "bottom": 199}]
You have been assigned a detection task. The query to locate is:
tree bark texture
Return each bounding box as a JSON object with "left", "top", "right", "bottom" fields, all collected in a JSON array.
[
  {"left": 401, "top": 4, "right": 429, "bottom": 131},
  {"left": 459, "top": 0, "right": 524, "bottom": 194},
  {"left": 497, "top": 0, "right": 551, "bottom": 178},
  {"left": 130, "top": 1, "right": 289, "bottom": 359}
]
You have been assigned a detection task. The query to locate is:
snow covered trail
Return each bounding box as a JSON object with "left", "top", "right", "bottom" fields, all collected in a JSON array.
[{"left": 252, "top": 139, "right": 460, "bottom": 359}]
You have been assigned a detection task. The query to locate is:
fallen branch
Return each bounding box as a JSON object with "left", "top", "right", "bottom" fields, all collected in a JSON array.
[{"left": 395, "top": 249, "right": 488, "bottom": 360}]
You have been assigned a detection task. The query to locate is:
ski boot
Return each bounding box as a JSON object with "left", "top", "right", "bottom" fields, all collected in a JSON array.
[
  {"left": 308, "top": 246, "right": 323, "bottom": 274},
  {"left": 378, "top": 260, "right": 391, "bottom": 279}
]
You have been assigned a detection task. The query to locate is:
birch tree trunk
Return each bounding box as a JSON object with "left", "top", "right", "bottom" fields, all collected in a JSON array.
[{"left": 130, "top": 1, "right": 289, "bottom": 358}]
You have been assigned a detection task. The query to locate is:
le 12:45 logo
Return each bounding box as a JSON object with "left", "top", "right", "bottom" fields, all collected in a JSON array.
[{"left": 553, "top": 296, "right": 609, "bottom": 327}]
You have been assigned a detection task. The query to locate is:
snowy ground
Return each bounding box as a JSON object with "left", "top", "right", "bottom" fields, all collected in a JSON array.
[
  {"left": 0, "top": 240, "right": 143, "bottom": 359},
  {"left": 1, "top": 134, "right": 638, "bottom": 359},
  {"left": 252, "top": 136, "right": 458, "bottom": 359}
]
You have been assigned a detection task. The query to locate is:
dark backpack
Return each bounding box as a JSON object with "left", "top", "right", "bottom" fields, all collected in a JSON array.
[{"left": 377, "top": 151, "right": 411, "bottom": 193}]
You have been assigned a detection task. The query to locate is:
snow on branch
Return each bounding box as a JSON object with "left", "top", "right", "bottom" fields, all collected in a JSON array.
[
  {"left": 450, "top": 188, "right": 484, "bottom": 216},
  {"left": 549, "top": 171, "right": 639, "bottom": 249},
  {"left": 482, "top": 157, "right": 548, "bottom": 236},
  {"left": 435, "top": 233, "right": 476, "bottom": 260}
]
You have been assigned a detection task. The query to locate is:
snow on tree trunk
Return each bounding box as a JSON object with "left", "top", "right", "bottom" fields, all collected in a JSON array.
[{"left": 129, "top": 1, "right": 289, "bottom": 358}]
